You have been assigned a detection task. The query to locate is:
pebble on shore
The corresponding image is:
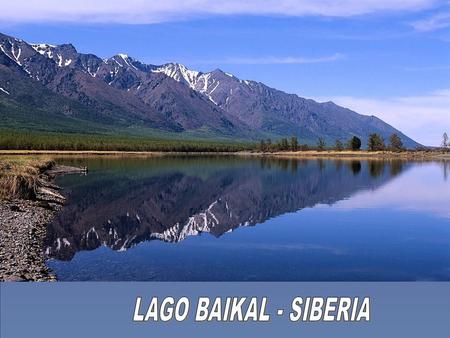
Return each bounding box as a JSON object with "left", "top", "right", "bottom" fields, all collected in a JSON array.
[
  {"left": 0, "top": 164, "right": 85, "bottom": 282},
  {"left": 0, "top": 200, "right": 59, "bottom": 281}
]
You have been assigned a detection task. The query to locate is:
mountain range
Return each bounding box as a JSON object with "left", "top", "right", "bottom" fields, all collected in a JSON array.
[{"left": 0, "top": 32, "right": 419, "bottom": 147}]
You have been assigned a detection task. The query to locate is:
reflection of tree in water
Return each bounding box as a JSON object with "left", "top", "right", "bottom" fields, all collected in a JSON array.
[
  {"left": 348, "top": 161, "right": 361, "bottom": 175},
  {"left": 291, "top": 159, "right": 298, "bottom": 173},
  {"left": 390, "top": 161, "right": 404, "bottom": 177},
  {"left": 317, "top": 159, "right": 325, "bottom": 171},
  {"left": 260, "top": 158, "right": 403, "bottom": 180},
  {"left": 280, "top": 159, "right": 289, "bottom": 171},
  {"left": 334, "top": 160, "right": 343, "bottom": 172},
  {"left": 259, "top": 157, "right": 270, "bottom": 169},
  {"left": 260, "top": 158, "right": 320, "bottom": 173},
  {"left": 259, "top": 158, "right": 293, "bottom": 172},
  {"left": 444, "top": 161, "right": 448, "bottom": 181},
  {"left": 369, "top": 161, "right": 385, "bottom": 178}
]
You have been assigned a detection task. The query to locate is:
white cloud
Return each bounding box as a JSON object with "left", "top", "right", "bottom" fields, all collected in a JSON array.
[
  {"left": 411, "top": 11, "right": 450, "bottom": 31},
  {"left": 403, "top": 65, "right": 450, "bottom": 71},
  {"left": 0, "top": 0, "right": 439, "bottom": 24},
  {"left": 324, "top": 89, "right": 450, "bottom": 146},
  {"left": 196, "top": 53, "right": 345, "bottom": 65}
]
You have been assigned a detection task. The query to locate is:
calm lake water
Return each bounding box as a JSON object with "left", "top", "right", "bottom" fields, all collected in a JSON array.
[{"left": 45, "top": 156, "right": 450, "bottom": 281}]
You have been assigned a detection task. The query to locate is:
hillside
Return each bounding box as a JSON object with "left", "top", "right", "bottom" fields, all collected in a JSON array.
[{"left": 0, "top": 32, "right": 420, "bottom": 148}]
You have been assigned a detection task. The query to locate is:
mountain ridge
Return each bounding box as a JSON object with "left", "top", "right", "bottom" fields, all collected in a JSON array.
[{"left": 0, "top": 32, "right": 420, "bottom": 148}]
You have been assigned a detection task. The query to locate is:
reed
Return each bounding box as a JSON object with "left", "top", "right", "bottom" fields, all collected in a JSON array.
[{"left": 0, "top": 157, "right": 54, "bottom": 200}]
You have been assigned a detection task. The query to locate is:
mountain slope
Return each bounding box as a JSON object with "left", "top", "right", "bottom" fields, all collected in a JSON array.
[
  {"left": 0, "top": 32, "right": 420, "bottom": 147},
  {"left": 153, "top": 63, "right": 419, "bottom": 147},
  {"left": 25, "top": 42, "right": 246, "bottom": 136},
  {"left": 0, "top": 51, "right": 116, "bottom": 133},
  {"left": 0, "top": 33, "right": 246, "bottom": 137},
  {"left": 96, "top": 55, "right": 244, "bottom": 136}
]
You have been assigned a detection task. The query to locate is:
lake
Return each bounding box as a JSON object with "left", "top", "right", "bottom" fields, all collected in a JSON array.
[{"left": 45, "top": 156, "right": 450, "bottom": 281}]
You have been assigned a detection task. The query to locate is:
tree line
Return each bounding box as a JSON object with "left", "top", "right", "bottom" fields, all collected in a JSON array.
[
  {"left": 3, "top": 129, "right": 447, "bottom": 152},
  {"left": 0, "top": 130, "right": 251, "bottom": 152},
  {"left": 259, "top": 133, "right": 406, "bottom": 152}
]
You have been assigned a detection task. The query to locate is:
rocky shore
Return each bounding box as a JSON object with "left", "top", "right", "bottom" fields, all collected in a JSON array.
[{"left": 0, "top": 164, "right": 85, "bottom": 281}]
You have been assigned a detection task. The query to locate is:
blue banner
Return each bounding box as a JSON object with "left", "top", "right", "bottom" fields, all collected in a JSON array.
[{"left": 2, "top": 282, "right": 450, "bottom": 337}]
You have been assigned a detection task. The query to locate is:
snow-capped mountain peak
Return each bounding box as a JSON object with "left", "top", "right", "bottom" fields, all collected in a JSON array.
[
  {"left": 151, "top": 63, "right": 200, "bottom": 89},
  {"left": 110, "top": 53, "right": 139, "bottom": 70},
  {"left": 149, "top": 63, "right": 247, "bottom": 105},
  {"left": 31, "top": 43, "right": 56, "bottom": 58},
  {"left": 30, "top": 43, "right": 79, "bottom": 68}
]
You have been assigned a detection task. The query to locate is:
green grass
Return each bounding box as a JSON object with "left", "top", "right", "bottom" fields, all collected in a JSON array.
[{"left": 0, "top": 130, "right": 255, "bottom": 152}]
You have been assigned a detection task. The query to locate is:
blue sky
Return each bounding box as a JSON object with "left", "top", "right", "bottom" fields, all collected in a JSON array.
[{"left": 1, "top": 0, "right": 449, "bottom": 146}]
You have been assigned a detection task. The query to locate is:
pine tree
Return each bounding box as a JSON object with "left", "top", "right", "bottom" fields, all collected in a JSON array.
[
  {"left": 290, "top": 136, "right": 299, "bottom": 151},
  {"left": 348, "top": 136, "right": 361, "bottom": 150},
  {"left": 266, "top": 139, "right": 272, "bottom": 152},
  {"left": 368, "top": 133, "right": 385, "bottom": 151},
  {"left": 260, "top": 140, "right": 266, "bottom": 152},
  {"left": 317, "top": 138, "right": 326, "bottom": 151},
  {"left": 389, "top": 133, "right": 404, "bottom": 151},
  {"left": 280, "top": 138, "right": 289, "bottom": 151},
  {"left": 442, "top": 132, "right": 449, "bottom": 149}
]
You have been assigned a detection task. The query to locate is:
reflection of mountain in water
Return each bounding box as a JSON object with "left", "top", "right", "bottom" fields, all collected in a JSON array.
[{"left": 45, "top": 157, "right": 407, "bottom": 260}]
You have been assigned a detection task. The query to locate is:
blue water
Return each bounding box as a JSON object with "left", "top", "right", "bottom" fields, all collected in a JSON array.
[{"left": 45, "top": 157, "right": 450, "bottom": 281}]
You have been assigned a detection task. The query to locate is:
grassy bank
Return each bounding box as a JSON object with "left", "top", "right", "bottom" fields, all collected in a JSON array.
[
  {"left": 0, "top": 157, "right": 54, "bottom": 200},
  {"left": 0, "top": 130, "right": 253, "bottom": 152}
]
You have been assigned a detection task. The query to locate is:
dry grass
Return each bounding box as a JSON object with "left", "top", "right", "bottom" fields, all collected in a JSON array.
[{"left": 0, "top": 157, "right": 54, "bottom": 200}]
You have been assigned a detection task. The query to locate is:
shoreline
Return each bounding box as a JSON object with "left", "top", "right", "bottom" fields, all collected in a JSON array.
[
  {"left": 262, "top": 150, "right": 450, "bottom": 161},
  {"left": 0, "top": 149, "right": 448, "bottom": 160},
  {"left": 0, "top": 163, "right": 84, "bottom": 281}
]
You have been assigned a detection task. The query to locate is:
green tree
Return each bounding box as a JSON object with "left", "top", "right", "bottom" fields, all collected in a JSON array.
[
  {"left": 266, "top": 138, "right": 272, "bottom": 152},
  {"left": 280, "top": 138, "right": 289, "bottom": 151},
  {"left": 260, "top": 139, "right": 266, "bottom": 152},
  {"left": 348, "top": 136, "right": 362, "bottom": 151},
  {"left": 389, "top": 133, "right": 404, "bottom": 151},
  {"left": 335, "top": 139, "right": 344, "bottom": 151},
  {"left": 442, "top": 132, "right": 449, "bottom": 149},
  {"left": 290, "top": 136, "right": 299, "bottom": 151},
  {"left": 317, "top": 138, "right": 326, "bottom": 151},
  {"left": 368, "top": 133, "right": 385, "bottom": 151}
]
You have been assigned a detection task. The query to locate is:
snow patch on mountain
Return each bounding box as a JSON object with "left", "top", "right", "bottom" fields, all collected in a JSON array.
[
  {"left": 121, "top": 54, "right": 138, "bottom": 70},
  {"left": 151, "top": 63, "right": 200, "bottom": 89},
  {"left": 30, "top": 43, "right": 75, "bottom": 69},
  {"left": 0, "top": 87, "right": 10, "bottom": 95},
  {"left": 149, "top": 62, "right": 255, "bottom": 107},
  {"left": 31, "top": 43, "right": 55, "bottom": 58},
  {"left": 11, "top": 45, "right": 22, "bottom": 65},
  {"left": 0, "top": 44, "right": 19, "bottom": 66}
]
